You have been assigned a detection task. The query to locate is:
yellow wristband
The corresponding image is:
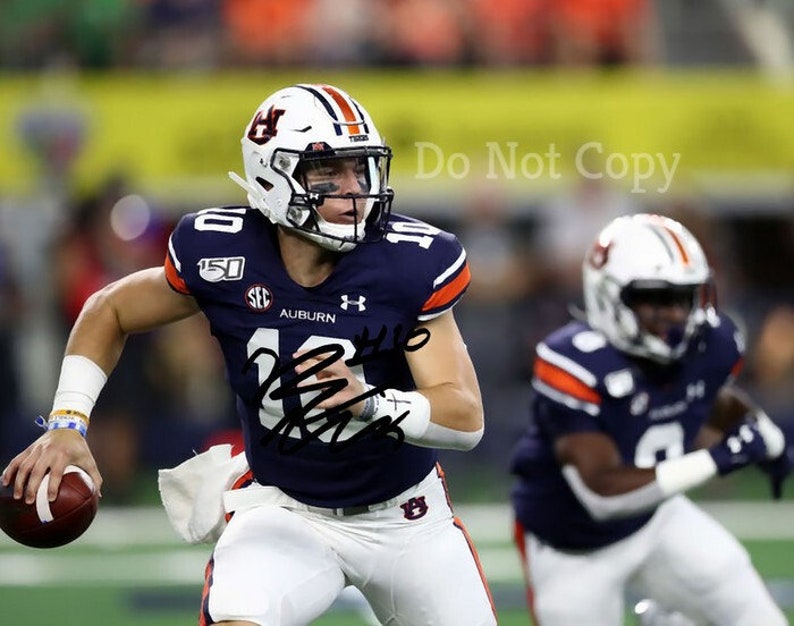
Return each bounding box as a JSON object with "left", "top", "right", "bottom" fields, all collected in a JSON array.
[{"left": 49, "top": 409, "right": 90, "bottom": 423}]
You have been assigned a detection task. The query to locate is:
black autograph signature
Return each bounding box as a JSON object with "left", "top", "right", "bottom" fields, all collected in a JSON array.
[{"left": 241, "top": 325, "right": 430, "bottom": 454}]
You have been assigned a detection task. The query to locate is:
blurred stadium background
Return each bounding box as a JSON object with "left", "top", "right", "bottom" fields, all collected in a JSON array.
[{"left": 0, "top": 0, "right": 793, "bottom": 623}]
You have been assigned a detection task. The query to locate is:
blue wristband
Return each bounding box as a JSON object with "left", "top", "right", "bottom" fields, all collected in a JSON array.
[{"left": 45, "top": 417, "right": 88, "bottom": 438}]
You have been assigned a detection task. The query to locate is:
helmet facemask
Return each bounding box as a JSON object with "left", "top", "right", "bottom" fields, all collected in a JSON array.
[
  {"left": 279, "top": 145, "right": 393, "bottom": 251},
  {"left": 617, "top": 280, "right": 710, "bottom": 363}
]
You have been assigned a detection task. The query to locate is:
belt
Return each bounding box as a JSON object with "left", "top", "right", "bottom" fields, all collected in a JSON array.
[
  {"left": 224, "top": 484, "right": 401, "bottom": 517},
  {"left": 305, "top": 496, "right": 399, "bottom": 517}
]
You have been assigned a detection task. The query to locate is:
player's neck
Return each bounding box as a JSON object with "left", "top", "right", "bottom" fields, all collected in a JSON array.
[{"left": 277, "top": 227, "right": 339, "bottom": 287}]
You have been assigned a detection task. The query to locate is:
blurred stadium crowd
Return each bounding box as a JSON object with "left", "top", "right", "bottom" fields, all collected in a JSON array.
[
  {"left": 2, "top": 0, "right": 661, "bottom": 69},
  {"left": 0, "top": 0, "right": 793, "bottom": 503},
  {"left": 2, "top": 0, "right": 792, "bottom": 70}
]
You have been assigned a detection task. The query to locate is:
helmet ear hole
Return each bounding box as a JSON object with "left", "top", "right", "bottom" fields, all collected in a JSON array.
[{"left": 256, "top": 177, "right": 274, "bottom": 191}]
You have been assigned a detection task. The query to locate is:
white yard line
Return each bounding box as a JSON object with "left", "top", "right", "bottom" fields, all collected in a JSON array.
[{"left": 0, "top": 502, "right": 792, "bottom": 586}]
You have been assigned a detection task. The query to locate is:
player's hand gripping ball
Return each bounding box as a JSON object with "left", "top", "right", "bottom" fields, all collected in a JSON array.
[{"left": 0, "top": 465, "right": 99, "bottom": 548}]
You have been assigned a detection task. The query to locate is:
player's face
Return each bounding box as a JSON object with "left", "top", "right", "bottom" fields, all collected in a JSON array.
[
  {"left": 624, "top": 286, "right": 695, "bottom": 341},
  {"left": 300, "top": 157, "right": 370, "bottom": 225}
]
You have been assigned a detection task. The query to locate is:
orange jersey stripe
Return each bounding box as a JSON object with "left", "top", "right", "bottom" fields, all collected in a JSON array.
[
  {"left": 321, "top": 84, "right": 361, "bottom": 135},
  {"left": 534, "top": 357, "right": 601, "bottom": 405},
  {"left": 421, "top": 263, "right": 471, "bottom": 313},
  {"left": 164, "top": 253, "right": 191, "bottom": 295},
  {"left": 730, "top": 356, "right": 744, "bottom": 379}
]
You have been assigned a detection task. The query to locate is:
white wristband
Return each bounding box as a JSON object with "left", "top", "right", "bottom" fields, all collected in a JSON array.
[
  {"left": 755, "top": 411, "right": 785, "bottom": 459},
  {"left": 368, "top": 388, "right": 432, "bottom": 440},
  {"left": 360, "top": 387, "right": 482, "bottom": 451},
  {"left": 51, "top": 355, "right": 108, "bottom": 419},
  {"left": 655, "top": 449, "right": 718, "bottom": 497}
]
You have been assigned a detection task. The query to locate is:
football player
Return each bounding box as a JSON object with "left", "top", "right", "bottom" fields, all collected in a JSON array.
[
  {"left": 510, "top": 213, "right": 791, "bottom": 625},
  {"left": 2, "top": 84, "right": 497, "bottom": 626}
]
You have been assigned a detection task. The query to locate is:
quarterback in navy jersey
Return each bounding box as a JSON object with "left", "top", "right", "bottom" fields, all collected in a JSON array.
[
  {"left": 4, "top": 84, "right": 496, "bottom": 626},
  {"left": 510, "top": 214, "right": 790, "bottom": 626}
]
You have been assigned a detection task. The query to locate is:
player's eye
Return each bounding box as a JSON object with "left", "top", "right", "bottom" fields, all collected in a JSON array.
[{"left": 307, "top": 181, "right": 339, "bottom": 194}]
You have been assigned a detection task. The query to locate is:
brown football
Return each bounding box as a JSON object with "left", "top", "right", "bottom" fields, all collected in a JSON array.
[{"left": 0, "top": 465, "right": 98, "bottom": 548}]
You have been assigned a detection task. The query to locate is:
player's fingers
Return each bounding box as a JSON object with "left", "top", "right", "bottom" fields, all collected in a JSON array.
[
  {"left": 16, "top": 454, "right": 46, "bottom": 505},
  {"left": 10, "top": 449, "right": 38, "bottom": 500},
  {"left": 46, "top": 464, "right": 65, "bottom": 502},
  {"left": 294, "top": 354, "right": 336, "bottom": 374},
  {"left": 1, "top": 456, "right": 21, "bottom": 487},
  {"left": 78, "top": 456, "right": 103, "bottom": 498},
  {"left": 88, "top": 467, "right": 103, "bottom": 498}
]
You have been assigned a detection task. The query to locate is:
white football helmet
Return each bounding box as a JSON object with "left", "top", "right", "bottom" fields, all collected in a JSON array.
[
  {"left": 229, "top": 84, "right": 394, "bottom": 252},
  {"left": 583, "top": 213, "right": 712, "bottom": 363}
]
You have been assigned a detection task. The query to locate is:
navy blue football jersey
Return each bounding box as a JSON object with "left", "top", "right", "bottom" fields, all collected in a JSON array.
[
  {"left": 510, "top": 314, "right": 744, "bottom": 550},
  {"left": 164, "top": 207, "right": 470, "bottom": 508}
]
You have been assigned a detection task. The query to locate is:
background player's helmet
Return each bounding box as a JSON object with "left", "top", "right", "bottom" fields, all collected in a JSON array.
[
  {"left": 230, "top": 84, "right": 394, "bottom": 252},
  {"left": 582, "top": 213, "right": 712, "bottom": 363}
]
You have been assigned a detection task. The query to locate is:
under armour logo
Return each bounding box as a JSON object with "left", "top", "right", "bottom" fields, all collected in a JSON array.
[
  {"left": 340, "top": 295, "right": 366, "bottom": 312},
  {"left": 400, "top": 496, "right": 428, "bottom": 520}
]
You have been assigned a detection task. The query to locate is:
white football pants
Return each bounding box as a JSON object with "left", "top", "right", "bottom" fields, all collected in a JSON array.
[
  {"left": 203, "top": 466, "right": 497, "bottom": 625},
  {"left": 516, "top": 495, "right": 787, "bottom": 626}
]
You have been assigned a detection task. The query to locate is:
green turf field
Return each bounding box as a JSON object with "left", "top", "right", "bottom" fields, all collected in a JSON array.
[
  {"left": 0, "top": 583, "right": 790, "bottom": 625},
  {"left": 1, "top": 502, "right": 792, "bottom": 625}
]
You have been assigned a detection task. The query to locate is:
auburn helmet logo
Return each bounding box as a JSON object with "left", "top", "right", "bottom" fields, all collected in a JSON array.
[
  {"left": 588, "top": 239, "right": 612, "bottom": 269},
  {"left": 248, "top": 106, "right": 285, "bottom": 145}
]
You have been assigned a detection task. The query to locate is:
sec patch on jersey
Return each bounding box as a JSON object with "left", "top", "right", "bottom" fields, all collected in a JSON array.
[{"left": 0, "top": 465, "right": 98, "bottom": 548}]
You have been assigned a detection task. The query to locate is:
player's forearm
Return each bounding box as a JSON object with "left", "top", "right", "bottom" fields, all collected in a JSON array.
[
  {"left": 47, "top": 287, "right": 126, "bottom": 429},
  {"left": 563, "top": 458, "right": 715, "bottom": 521},
  {"left": 562, "top": 464, "right": 666, "bottom": 521},
  {"left": 360, "top": 383, "right": 484, "bottom": 451},
  {"left": 65, "top": 286, "right": 129, "bottom": 374},
  {"left": 421, "top": 382, "right": 484, "bottom": 433}
]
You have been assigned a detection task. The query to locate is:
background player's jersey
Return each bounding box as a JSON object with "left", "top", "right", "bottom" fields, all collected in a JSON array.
[
  {"left": 164, "top": 207, "right": 470, "bottom": 508},
  {"left": 510, "top": 313, "right": 744, "bottom": 550}
]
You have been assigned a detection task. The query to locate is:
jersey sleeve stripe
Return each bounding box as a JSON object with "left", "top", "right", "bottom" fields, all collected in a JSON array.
[
  {"left": 433, "top": 250, "right": 467, "bottom": 288},
  {"left": 164, "top": 252, "right": 191, "bottom": 295},
  {"left": 536, "top": 342, "right": 597, "bottom": 387},
  {"left": 729, "top": 356, "right": 744, "bottom": 380},
  {"left": 532, "top": 378, "right": 601, "bottom": 416},
  {"left": 420, "top": 261, "right": 471, "bottom": 314},
  {"left": 534, "top": 357, "right": 601, "bottom": 406},
  {"left": 167, "top": 236, "right": 182, "bottom": 272}
]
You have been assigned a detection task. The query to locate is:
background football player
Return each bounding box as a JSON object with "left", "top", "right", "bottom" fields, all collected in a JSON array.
[
  {"left": 2, "top": 84, "right": 497, "bottom": 626},
  {"left": 510, "top": 213, "right": 791, "bottom": 625}
]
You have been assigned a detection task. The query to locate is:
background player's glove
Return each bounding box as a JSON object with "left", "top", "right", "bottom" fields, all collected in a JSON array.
[
  {"left": 709, "top": 419, "right": 768, "bottom": 475},
  {"left": 759, "top": 446, "right": 793, "bottom": 500}
]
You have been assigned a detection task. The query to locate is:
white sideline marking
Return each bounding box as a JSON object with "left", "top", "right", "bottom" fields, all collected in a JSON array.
[{"left": 0, "top": 502, "right": 792, "bottom": 586}]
